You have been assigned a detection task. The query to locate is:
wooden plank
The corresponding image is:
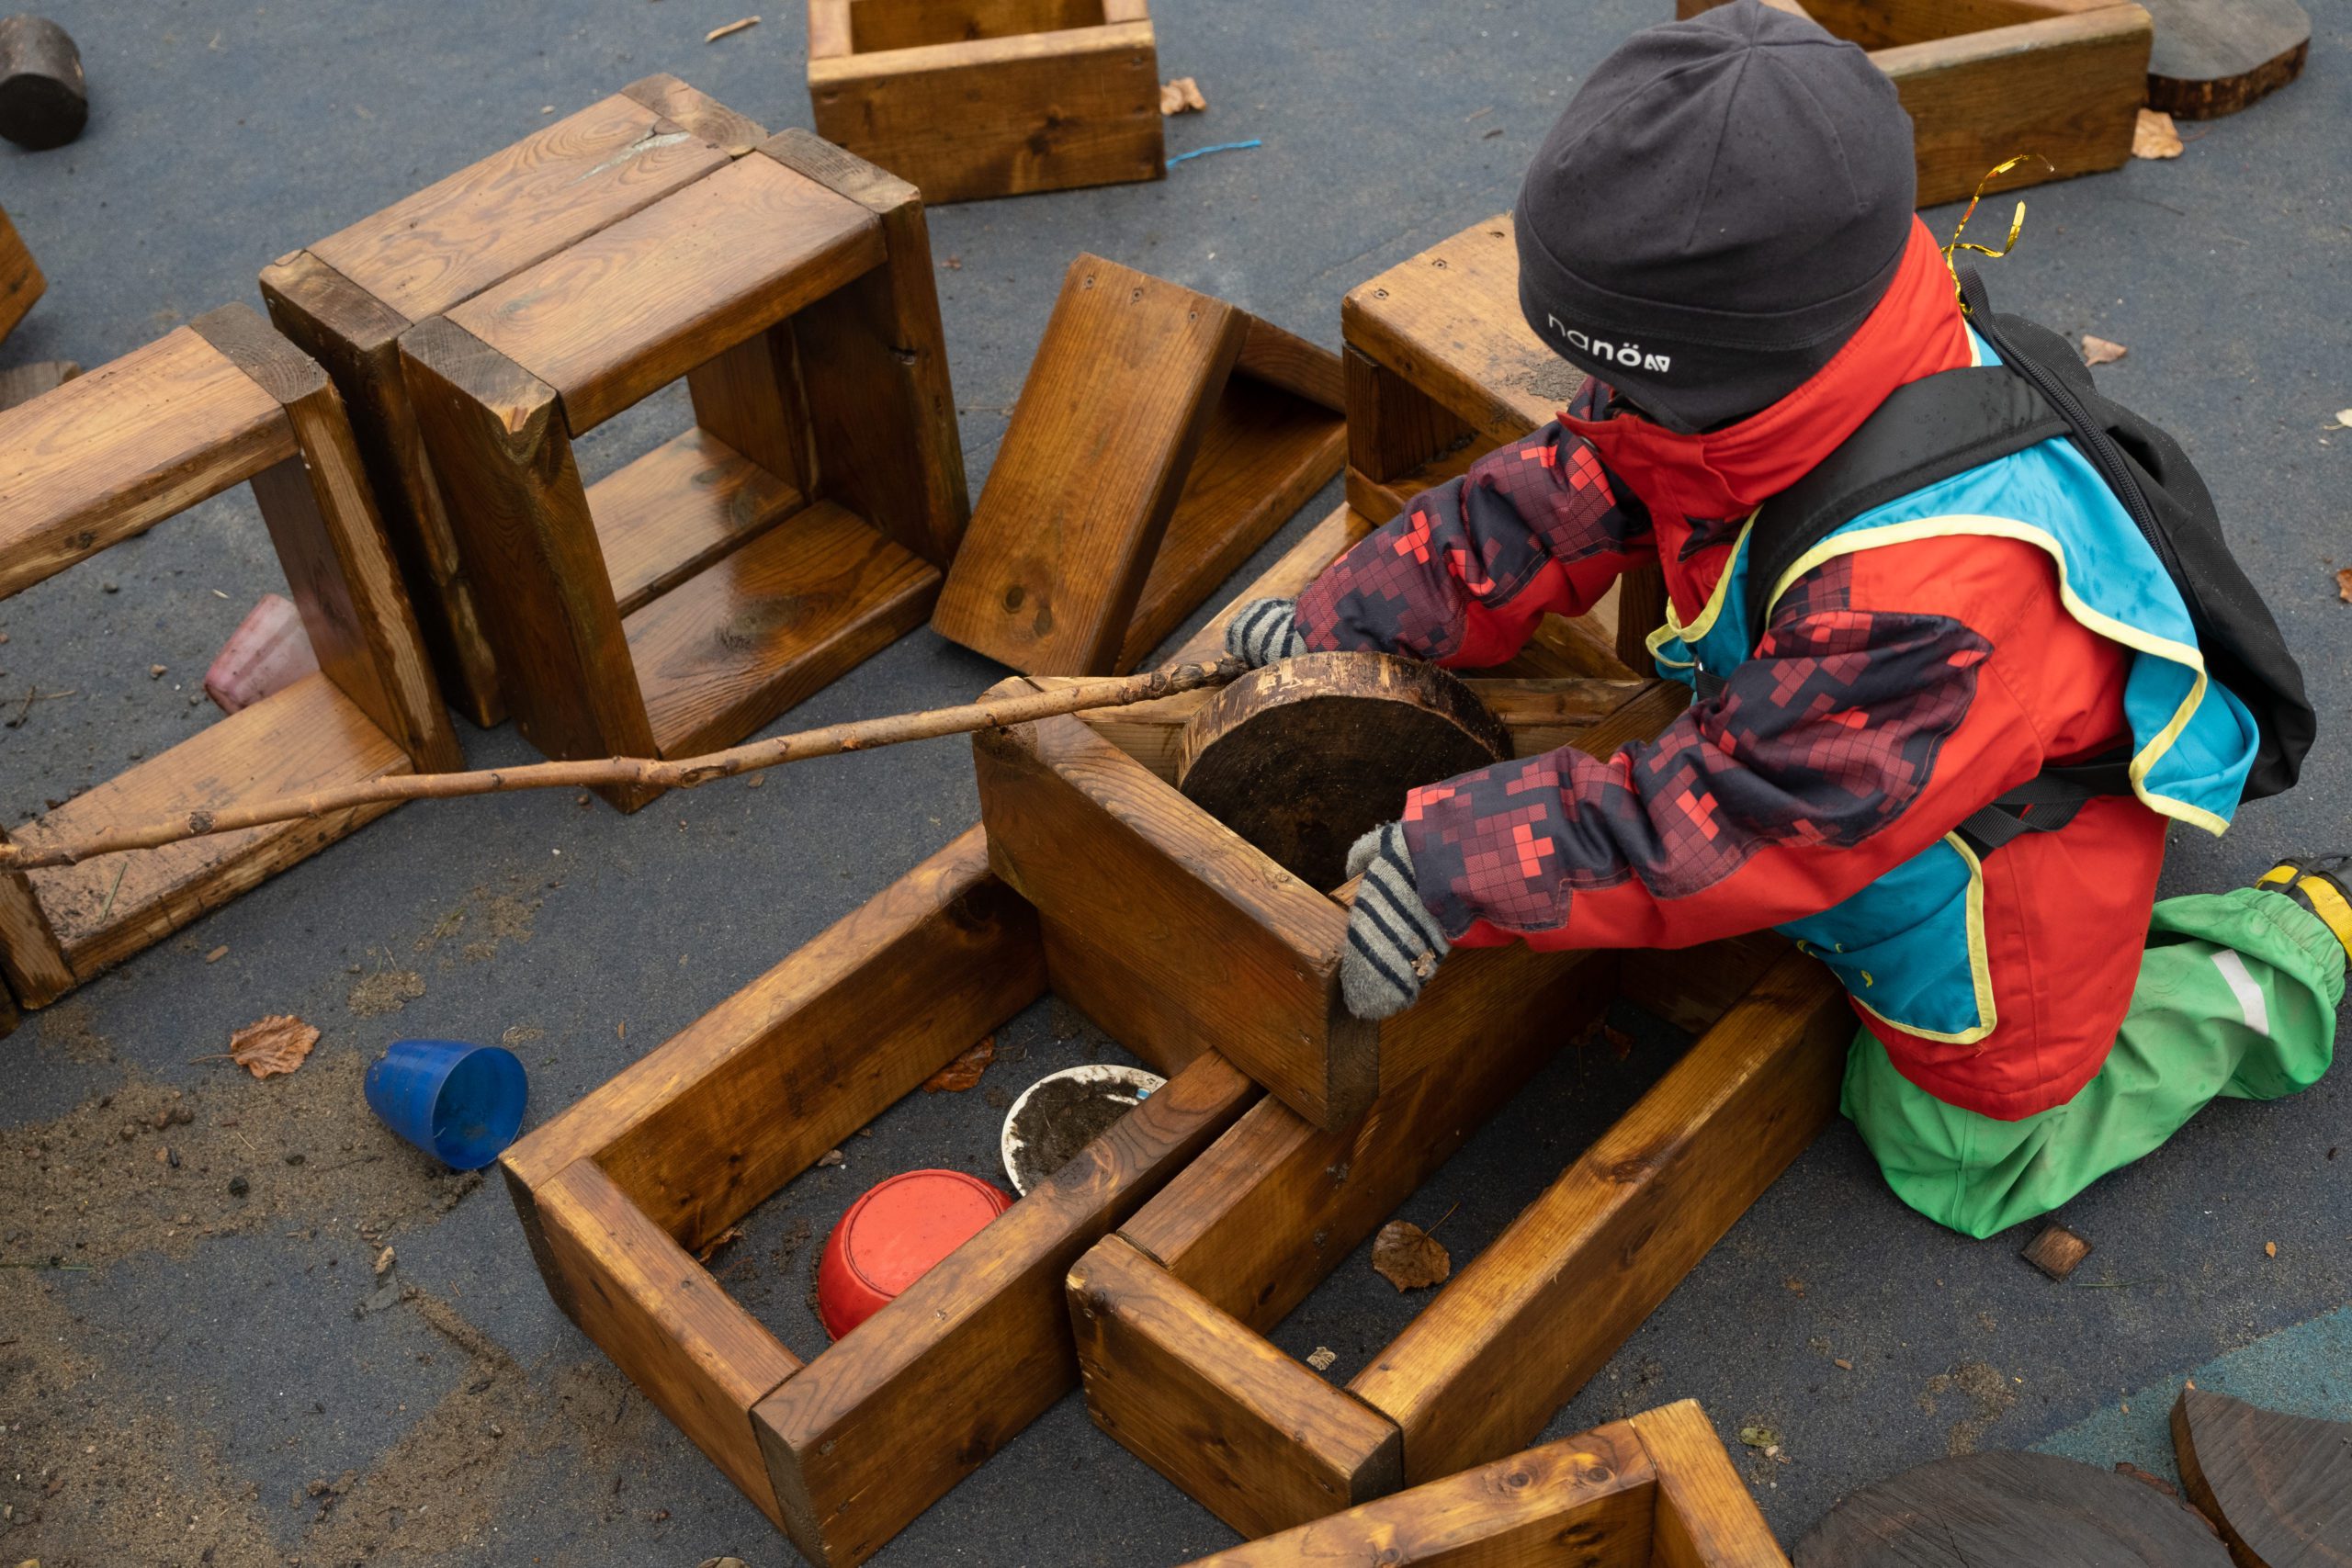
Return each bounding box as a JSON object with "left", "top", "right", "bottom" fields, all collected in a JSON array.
[
  {"left": 1120, "top": 948, "right": 1615, "bottom": 1329},
  {"left": 975, "top": 703, "right": 1373, "bottom": 1129},
  {"left": 586, "top": 426, "right": 805, "bottom": 617},
  {"left": 533, "top": 1157, "right": 802, "bottom": 1526},
  {"left": 1345, "top": 345, "right": 1476, "bottom": 491},
  {"left": 14, "top": 674, "right": 413, "bottom": 982},
  {"left": 2172, "top": 1386, "right": 2352, "bottom": 1568},
  {"left": 1071, "top": 1235, "right": 1404, "bottom": 1538},
  {"left": 617, "top": 72, "right": 770, "bottom": 154},
  {"left": 1165, "top": 501, "right": 1372, "bottom": 668},
  {"left": 686, "top": 323, "right": 814, "bottom": 498},
  {"left": 1619, "top": 931, "right": 1789, "bottom": 1035},
  {"left": 752, "top": 1050, "right": 1261, "bottom": 1568},
  {"left": 625, "top": 500, "right": 940, "bottom": 761},
  {"left": 932, "top": 255, "right": 1250, "bottom": 675},
  {"left": 808, "top": 21, "right": 1163, "bottom": 205},
  {"left": 757, "top": 130, "right": 972, "bottom": 568},
  {"left": 1347, "top": 950, "right": 1851, "bottom": 1483},
  {"left": 808, "top": 0, "right": 854, "bottom": 59},
  {"left": 1235, "top": 315, "right": 1346, "bottom": 413},
  {"left": 1628, "top": 1401, "right": 1790, "bottom": 1568},
  {"left": 0, "top": 820, "right": 72, "bottom": 1008},
  {"left": 503, "top": 827, "right": 1044, "bottom": 1250},
  {"left": 842, "top": 0, "right": 1113, "bottom": 51},
  {"left": 399, "top": 319, "right": 659, "bottom": 804},
  {"left": 1784, "top": 0, "right": 2064, "bottom": 50},
  {"left": 0, "top": 201, "right": 40, "bottom": 344},
  {"left": 447, "top": 156, "right": 886, "bottom": 434},
  {"left": 0, "top": 328, "right": 295, "bottom": 597},
  {"left": 1175, "top": 1421, "right": 1660, "bottom": 1567},
  {"left": 305, "top": 89, "right": 731, "bottom": 321}
]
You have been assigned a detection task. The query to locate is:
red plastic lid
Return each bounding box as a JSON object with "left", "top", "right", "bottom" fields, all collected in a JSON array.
[{"left": 817, "top": 1169, "right": 1012, "bottom": 1340}]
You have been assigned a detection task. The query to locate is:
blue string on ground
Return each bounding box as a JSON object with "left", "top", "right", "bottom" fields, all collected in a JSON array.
[{"left": 1167, "top": 139, "right": 1262, "bottom": 168}]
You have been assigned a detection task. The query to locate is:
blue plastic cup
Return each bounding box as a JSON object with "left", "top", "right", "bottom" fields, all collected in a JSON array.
[{"left": 364, "top": 1040, "right": 528, "bottom": 1171}]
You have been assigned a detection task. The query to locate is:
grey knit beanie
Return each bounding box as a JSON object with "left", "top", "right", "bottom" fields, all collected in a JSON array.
[{"left": 1514, "top": 0, "right": 1917, "bottom": 432}]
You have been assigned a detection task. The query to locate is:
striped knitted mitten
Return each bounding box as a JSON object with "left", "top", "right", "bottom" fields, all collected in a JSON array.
[
  {"left": 1340, "top": 822, "right": 1451, "bottom": 1020},
  {"left": 1225, "top": 598, "right": 1309, "bottom": 668}
]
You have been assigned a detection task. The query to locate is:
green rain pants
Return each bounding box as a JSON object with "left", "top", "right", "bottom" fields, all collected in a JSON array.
[{"left": 1841, "top": 887, "right": 2346, "bottom": 1239}]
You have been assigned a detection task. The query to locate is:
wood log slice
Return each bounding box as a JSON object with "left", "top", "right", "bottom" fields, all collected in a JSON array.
[
  {"left": 1175, "top": 651, "right": 1510, "bottom": 889},
  {"left": 0, "top": 16, "right": 86, "bottom": 150},
  {"left": 1796, "top": 1450, "right": 2233, "bottom": 1567},
  {"left": 2173, "top": 1386, "right": 2352, "bottom": 1567},
  {"left": 2138, "top": 0, "right": 2310, "bottom": 119}
]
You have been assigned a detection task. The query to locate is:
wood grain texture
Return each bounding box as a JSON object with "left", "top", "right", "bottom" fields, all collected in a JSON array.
[
  {"left": 1236, "top": 313, "right": 1347, "bottom": 412},
  {"left": 532, "top": 1156, "right": 802, "bottom": 1527},
  {"left": 2172, "top": 1386, "right": 2352, "bottom": 1568},
  {"left": 586, "top": 426, "right": 805, "bottom": 617},
  {"left": 1630, "top": 1401, "right": 1790, "bottom": 1568},
  {"left": 844, "top": 0, "right": 1113, "bottom": 51},
  {"left": 1349, "top": 951, "right": 1851, "bottom": 1483},
  {"left": 933, "top": 255, "right": 1249, "bottom": 674},
  {"left": 1176, "top": 1420, "right": 1661, "bottom": 1567},
  {"left": 1167, "top": 502, "right": 1372, "bottom": 668},
  {"left": 0, "top": 328, "right": 294, "bottom": 597},
  {"left": 753, "top": 1050, "right": 1260, "bottom": 1568},
  {"left": 1794, "top": 1450, "right": 2233, "bottom": 1566},
  {"left": 617, "top": 72, "right": 770, "bottom": 153},
  {"left": 687, "top": 323, "right": 814, "bottom": 498},
  {"left": 0, "top": 820, "right": 73, "bottom": 1008},
  {"left": 808, "top": 18, "right": 1162, "bottom": 204},
  {"left": 15, "top": 674, "right": 412, "bottom": 982},
  {"left": 503, "top": 826, "right": 1042, "bottom": 1250},
  {"left": 1619, "top": 931, "right": 1790, "bottom": 1035},
  {"left": 447, "top": 155, "right": 885, "bottom": 434},
  {"left": 624, "top": 500, "right": 940, "bottom": 761},
  {"left": 1071, "top": 1235, "right": 1405, "bottom": 1538},
  {"left": 0, "top": 201, "right": 41, "bottom": 343},
  {"left": 975, "top": 703, "right": 1374, "bottom": 1129},
  {"left": 1345, "top": 344, "right": 1478, "bottom": 494},
  {"left": 2140, "top": 0, "right": 2309, "bottom": 118}
]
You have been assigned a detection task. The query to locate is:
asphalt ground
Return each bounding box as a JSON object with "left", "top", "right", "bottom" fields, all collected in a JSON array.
[{"left": 1, "top": 2, "right": 2346, "bottom": 1563}]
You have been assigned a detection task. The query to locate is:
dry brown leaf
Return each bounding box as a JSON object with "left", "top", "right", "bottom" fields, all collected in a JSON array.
[
  {"left": 2082, "top": 335, "right": 2128, "bottom": 367},
  {"left": 1372, "top": 1220, "right": 1451, "bottom": 1292},
  {"left": 695, "top": 1225, "right": 744, "bottom": 1264},
  {"left": 922, "top": 1035, "right": 995, "bottom": 1093},
  {"left": 2132, "top": 108, "right": 2183, "bottom": 160},
  {"left": 229, "top": 1014, "right": 319, "bottom": 1079},
  {"left": 1159, "top": 76, "right": 1207, "bottom": 116},
  {"left": 2336, "top": 567, "right": 2352, "bottom": 604}
]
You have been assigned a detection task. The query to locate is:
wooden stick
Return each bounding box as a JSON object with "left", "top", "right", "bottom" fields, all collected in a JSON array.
[{"left": 0, "top": 658, "right": 1245, "bottom": 872}]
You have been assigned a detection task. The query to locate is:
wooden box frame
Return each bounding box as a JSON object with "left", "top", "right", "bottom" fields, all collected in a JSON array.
[
  {"left": 263, "top": 75, "right": 775, "bottom": 728},
  {"left": 1679, "top": 0, "right": 2153, "bottom": 206},
  {"left": 932, "top": 253, "right": 1346, "bottom": 676},
  {"left": 0, "top": 200, "right": 40, "bottom": 345},
  {"left": 501, "top": 825, "right": 1271, "bottom": 1568},
  {"left": 807, "top": 0, "right": 1163, "bottom": 205},
  {"left": 975, "top": 502, "right": 1692, "bottom": 1132},
  {"left": 399, "top": 129, "right": 967, "bottom": 812},
  {"left": 0, "top": 305, "right": 460, "bottom": 1011},
  {"left": 1177, "top": 1400, "right": 1787, "bottom": 1567}
]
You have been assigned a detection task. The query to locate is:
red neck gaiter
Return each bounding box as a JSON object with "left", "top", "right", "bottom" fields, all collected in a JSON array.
[{"left": 1563, "top": 218, "right": 1974, "bottom": 562}]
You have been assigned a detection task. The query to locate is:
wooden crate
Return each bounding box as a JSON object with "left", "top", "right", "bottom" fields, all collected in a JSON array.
[
  {"left": 932, "top": 254, "right": 1346, "bottom": 676},
  {"left": 1341, "top": 215, "right": 1661, "bottom": 680},
  {"left": 1678, "top": 0, "right": 2152, "bottom": 205},
  {"left": 1176, "top": 1400, "right": 1787, "bottom": 1566},
  {"left": 0, "top": 305, "right": 461, "bottom": 1011},
  {"left": 807, "top": 0, "right": 1163, "bottom": 205},
  {"left": 501, "top": 826, "right": 1266, "bottom": 1568},
  {"left": 263, "top": 75, "right": 777, "bottom": 728},
  {"left": 975, "top": 501, "right": 1693, "bottom": 1132},
  {"left": 1067, "top": 941, "right": 1847, "bottom": 1536},
  {"left": 398, "top": 129, "right": 968, "bottom": 812},
  {"left": 0, "top": 200, "right": 40, "bottom": 345}
]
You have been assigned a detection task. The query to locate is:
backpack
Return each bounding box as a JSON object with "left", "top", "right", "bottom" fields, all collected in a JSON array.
[{"left": 1724, "top": 264, "right": 2315, "bottom": 853}]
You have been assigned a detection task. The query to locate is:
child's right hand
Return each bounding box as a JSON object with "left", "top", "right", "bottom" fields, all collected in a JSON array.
[{"left": 1223, "top": 598, "right": 1308, "bottom": 668}]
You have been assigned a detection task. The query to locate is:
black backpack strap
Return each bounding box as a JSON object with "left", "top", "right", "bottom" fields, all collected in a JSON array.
[{"left": 1954, "top": 753, "right": 2135, "bottom": 857}]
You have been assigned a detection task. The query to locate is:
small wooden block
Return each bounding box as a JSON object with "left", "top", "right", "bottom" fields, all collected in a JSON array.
[
  {"left": 0, "top": 201, "right": 46, "bottom": 344},
  {"left": 1795, "top": 1450, "right": 2232, "bottom": 1566},
  {"left": 2139, "top": 0, "right": 2310, "bottom": 118},
  {"left": 933, "top": 254, "right": 1344, "bottom": 677},
  {"left": 2171, "top": 1385, "right": 2352, "bottom": 1567},
  {"left": 2021, "top": 1221, "right": 2093, "bottom": 1280},
  {"left": 1176, "top": 652, "right": 1510, "bottom": 889},
  {"left": 807, "top": 0, "right": 1164, "bottom": 204},
  {"left": 0, "top": 357, "right": 78, "bottom": 412}
]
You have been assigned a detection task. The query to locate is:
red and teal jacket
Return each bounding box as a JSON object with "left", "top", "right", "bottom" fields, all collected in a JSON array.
[{"left": 1296, "top": 220, "right": 2257, "bottom": 1121}]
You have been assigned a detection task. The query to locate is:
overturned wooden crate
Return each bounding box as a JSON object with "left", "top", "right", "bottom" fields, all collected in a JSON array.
[
  {"left": 807, "top": 0, "right": 1163, "bottom": 204},
  {"left": 263, "top": 75, "right": 777, "bottom": 728},
  {"left": 1679, "top": 0, "right": 2152, "bottom": 203},
  {"left": 1178, "top": 1400, "right": 1787, "bottom": 1566},
  {"left": 0, "top": 306, "right": 460, "bottom": 1012},
  {"left": 501, "top": 826, "right": 1265, "bottom": 1568},
  {"left": 400, "top": 129, "right": 967, "bottom": 811},
  {"left": 0, "top": 200, "right": 40, "bottom": 345},
  {"left": 932, "top": 254, "right": 1345, "bottom": 676}
]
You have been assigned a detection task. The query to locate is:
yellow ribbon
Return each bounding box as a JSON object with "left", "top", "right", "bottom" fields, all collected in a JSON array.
[{"left": 1940, "top": 153, "right": 2054, "bottom": 308}]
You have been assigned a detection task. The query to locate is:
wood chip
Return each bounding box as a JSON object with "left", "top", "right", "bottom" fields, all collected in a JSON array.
[
  {"left": 2335, "top": 568, "right": 2351, "bottom": 604},
  {"left": 204, "top": 945, "right": 229, "bottom": 964},
  {"left": 1306, "top": 1346, "right": 1337, "bottom": 1371},
  {"left": 373, "top": 1246, "right": 395, "bottom": 1277},
  {"left": 2264, "top": 1240, "right": 2277, "bottom": 1258},
  {"left": 705, "top": 15, "right": 759, "bottom": 41},
  {"left": 1159, "top": 76, "right": 1207, "bottom": 115},
  {"left": 694, "top": 1225, "right": 743, "bottom": 1264},
  {"left": 229, "top": 1014, "right": 320, "bottom": 1079},
  {"left": 2133, "top": 107, "right": 2185, "bottom": 159},
  {"left": 2020, "top": 1221, "right": 2093, "bottom": 1280},
  {"left": 922, "top": 1035, "right": 995, "bottom": 1093},
  {"left": 2082, "top": 335, "right": 2129, "bottom": 367},
  {"left": 816, "top": 1148, "right": 845, "bottom": 1168},
  {"left": 1371, "top": 1220, "right": 1451, "bottom": 1292}
]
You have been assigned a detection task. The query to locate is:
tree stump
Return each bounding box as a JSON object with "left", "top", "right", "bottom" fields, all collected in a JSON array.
[
  {"left": 2173, "top": 1386, "right": 2352, "bottom": 1567},
  {"left": 2139, "top": 0, "right": 2310, "bottom": 118},
  {"left": 1176, "top": 651, "right": 1510, "bottom": 889},
  {"left": 1796, "top": 1451, "right": 2233, "bottom": 1567},
  {"left": 0, "top": 16, "right": 88, "bottom": 151}
]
